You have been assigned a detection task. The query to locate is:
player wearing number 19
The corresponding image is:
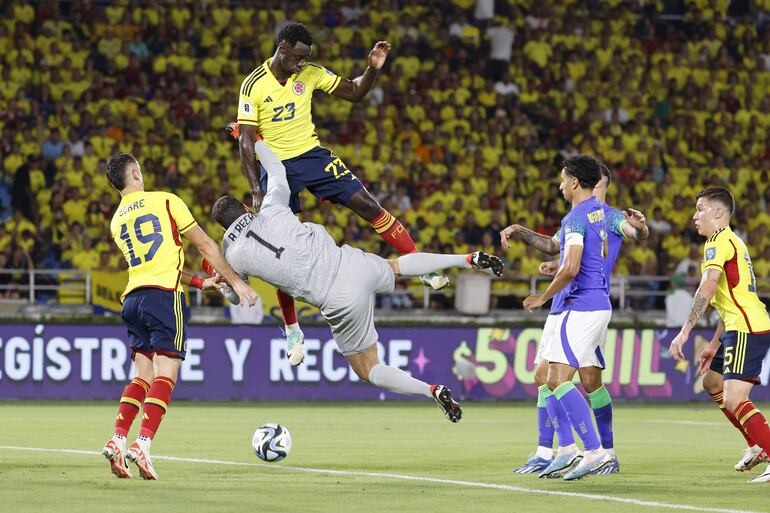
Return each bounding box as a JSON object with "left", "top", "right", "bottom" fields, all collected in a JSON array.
[
  {"left": 100, "top": 153, "right": 257, "bottom": 481},
  {"left": 669, "top": 187, "right": 770, "bottom": 483}
]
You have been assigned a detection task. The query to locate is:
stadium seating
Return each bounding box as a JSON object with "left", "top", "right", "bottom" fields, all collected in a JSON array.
[{"left": 1, "top": 0, "right": 769, "bottom": 306}]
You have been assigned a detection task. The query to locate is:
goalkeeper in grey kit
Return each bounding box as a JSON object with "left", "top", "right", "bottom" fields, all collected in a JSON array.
[{"left": 210, "top": 137, "right": 505, "bottom": 422}]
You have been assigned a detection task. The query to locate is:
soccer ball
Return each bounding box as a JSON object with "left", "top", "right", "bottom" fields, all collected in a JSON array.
[{"left": 252, "top": 423, "right": 292, "bottom": 462}]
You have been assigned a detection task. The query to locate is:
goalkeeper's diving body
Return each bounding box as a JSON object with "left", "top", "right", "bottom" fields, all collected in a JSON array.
[{"left": 210, "top": 138, "right": 505, "bottom": 423}]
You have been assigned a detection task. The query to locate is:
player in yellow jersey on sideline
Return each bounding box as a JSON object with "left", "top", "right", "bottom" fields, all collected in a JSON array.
[
  {"left": 669, "top": 187, "right": 770, "bottom": 483},
  {"left": 100, "top": 153, "right": 257, "bottom": 481},
  {"left": 229, "top": 24, "right": 447, "bottom": 366}
]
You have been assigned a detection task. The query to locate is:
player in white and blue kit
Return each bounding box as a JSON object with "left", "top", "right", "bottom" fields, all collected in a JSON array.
[
  {"left": 504, "top": 165, "right": 648, "bottom": 477},
  {"left": 522, "top": 155, "right": 616, "bottom": 480}
]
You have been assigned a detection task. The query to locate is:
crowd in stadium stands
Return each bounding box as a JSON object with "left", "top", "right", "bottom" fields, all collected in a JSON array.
[{"left": 1, "top": 0, "right": 770, "bottom": 308}]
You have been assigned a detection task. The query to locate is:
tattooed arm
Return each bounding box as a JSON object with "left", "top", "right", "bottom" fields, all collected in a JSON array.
[
  {"left": 500, "top": 224, "right": 560, "bottom": 255},
  {"left": 668, "top": 268, "right": 721, "bottom": 361}
]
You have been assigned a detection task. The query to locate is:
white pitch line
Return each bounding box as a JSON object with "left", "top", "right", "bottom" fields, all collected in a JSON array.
[{"left": 0, "top": 446, "right": 764, "bottom": 513}]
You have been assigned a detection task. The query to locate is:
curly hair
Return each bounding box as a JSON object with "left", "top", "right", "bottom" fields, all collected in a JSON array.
[
  {"left": 277, "top": 23, "right": 313, "bottom": 47},
  {"left": 562, "top": 154, "right": 602, "bottom": 190},
  {"left": 105, "top": 152, "right": 137, "bottom": 191}
]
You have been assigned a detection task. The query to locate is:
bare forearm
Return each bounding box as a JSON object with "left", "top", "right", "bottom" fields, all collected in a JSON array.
[
  {"left": 195, "top": 238, "right": 242, "bottom": 286},
  {"left": 238, "top": 130, "right": 261, "bottom": 193},
  {"left": 540, "top": 267, "right": 576, "bottom": 303},
  {"left": 518, "top": 228, "right": 560, "bottom": 255},
  {"left": 682, "top": 281, "right": 716, "bottom": 333},
  {"left": 345, "top": 66, "right": 379, "bottom": 102}
]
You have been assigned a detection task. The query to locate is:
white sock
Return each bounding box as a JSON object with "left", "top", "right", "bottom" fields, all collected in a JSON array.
[
  {"left": 557, "top": 443, "right": 578, "bottom": 455},
  {"left": 535, "top": 446, "right": 554, "bottom": 459},
  {"left": 112, "top": 433, "right": 126, "bottom": 447},
  {"left": 396, "top": 253, "right": 470, "bottom": 276},
  {"left": 285, "top": 322, "right": 301, "bottom": 334},
  {"left": 605, "top": 447, "right": 616, "bottom": 459},
  {"left": 367, "top": 363, "right": 432, "bottom": 397},
  {"left": 137, "top": 434, "right": 152, "bottom": 452}
]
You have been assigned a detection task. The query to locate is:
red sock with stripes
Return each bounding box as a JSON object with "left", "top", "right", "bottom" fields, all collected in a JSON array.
[
  {"left": 114, "top": 377, "right": 150, "bottom": 437},
  {"left": 370, "top": 209, "right": 417, "bottom": 255},
  {"left": 736, "top": 400, "right": 770, "bottom": 453},
  {"left": 709, "top": 391, "right": 756, "bottom": 446},
  {"left": 138, "top": 377, "right": 176, "bottom": 440},
  {"left": 276, "top": 289, "right": 297, "bottom": 326}
]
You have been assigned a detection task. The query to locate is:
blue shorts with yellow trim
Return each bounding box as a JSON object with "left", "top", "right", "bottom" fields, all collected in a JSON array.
[
  {"left": 710, "top": 331, "right": 770, "bottom": 383},
  {"left": 121, "top": 288, "right": 189, "bottom": 360},
  {"left": 260, "top": 146, "right": 364, "bottom": 213}
]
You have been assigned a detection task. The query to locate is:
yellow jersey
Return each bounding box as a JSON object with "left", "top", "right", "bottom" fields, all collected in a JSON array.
[
  {"left": 237, "top": 59, "right": 341, "bottom": 160},
  {"left": 702, "top": 226, "right": 770, "bottom": 333},
  {"left": 110, "top": 191, "right": 198, "bottom": 301}
]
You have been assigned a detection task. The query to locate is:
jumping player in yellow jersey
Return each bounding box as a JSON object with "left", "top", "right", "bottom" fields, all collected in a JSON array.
[
  {"left": 229, "top": 24, "right": 447, "bottom": 361},
  {"left": 669, "top": 187, "right": 770, "bottom": 483},
  {"left": 100, "top": 153, "right": 257, "bottom": 481}
]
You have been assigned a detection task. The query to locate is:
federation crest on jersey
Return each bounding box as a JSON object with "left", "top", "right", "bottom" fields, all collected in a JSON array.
[
  {"left": 705, "top": 247, "right": 716, "bottom": 261},
  {"left": 293, "top": 81, "right": 305, "bottom": 95}
]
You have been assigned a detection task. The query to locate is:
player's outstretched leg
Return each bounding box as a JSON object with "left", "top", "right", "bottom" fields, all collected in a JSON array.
[
  {"left": 348, "top": 345, "right": 462, "bottom": 423},
  {"left": 394, "top": 251, "right": 503, "bottom": 277},
  {"left": 365, "top": 204, "right": 450, "bottom": 291},
  {"left": 538, "top": 386, "right": 581, "bottom": 479}
]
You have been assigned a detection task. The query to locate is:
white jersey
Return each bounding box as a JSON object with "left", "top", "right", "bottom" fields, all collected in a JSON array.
[
  {"left": 222, "top": 209, "right": 341, "bottom": 306},
  {"left": 221, "top": 140, "right": 342, "bottom": 306}
]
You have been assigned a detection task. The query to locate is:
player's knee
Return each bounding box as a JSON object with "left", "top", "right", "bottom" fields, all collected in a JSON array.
[
  {"left": 702, "top": 371, "right": 723, "bottom": 395},
  {"left": 546, "top": 375, "right": 565, "bottom": 392},
  {"left": 346, "top": 190, "right": 381, "bottom": 221},
  {"left": 723, "top": 395, "right": 742, "bottom": 414},
  {"left": 579, "top": 370, "right": 602, "bottom": 393},
  {"left": 534, "top": 366, "right": 548, "bottom": 387}
]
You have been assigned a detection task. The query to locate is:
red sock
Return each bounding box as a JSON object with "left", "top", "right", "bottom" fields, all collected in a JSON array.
[
  {"left": 371, "top": 209, "right": 417, "bottom": 255},
  {"left": 276, "top": 289, "right": 297, "bottom": 325},
  {"left": 138, "top": 377, "right": 176, "bottom": 440},
  {"left": 736, "top": 400, "right": 770, "bottom": 453},
  {"left": 114, "top": 377, "right": 150, "bottom": 437},
  {"left": 710, "top": 391, "right": 755, "bottom": 446}
]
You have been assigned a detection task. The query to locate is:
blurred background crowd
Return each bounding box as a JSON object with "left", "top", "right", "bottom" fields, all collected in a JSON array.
[{"left": 2, "top": 0, "right": 770, "bottom": 310}]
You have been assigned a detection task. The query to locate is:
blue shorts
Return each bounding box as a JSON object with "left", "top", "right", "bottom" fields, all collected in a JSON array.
[
  {"left": 710, "top": 331, "right": 770, "bottom": 383},
  {"left": 260, "top": 146, "right": 363, "bottom": 213},
  {"left": 121, "top": 288, "right": 189, "bottom": 360}
]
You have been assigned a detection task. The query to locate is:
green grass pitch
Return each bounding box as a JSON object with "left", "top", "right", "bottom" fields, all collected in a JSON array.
[{"left": 1, "top": 401, "right": 768, "bottom": 513}]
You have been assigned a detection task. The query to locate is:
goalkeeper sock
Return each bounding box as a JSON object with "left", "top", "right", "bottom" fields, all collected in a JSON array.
[
  {"left": 736, "top": 401, "right": 770, "bottom": 454},
  {"left": 114, "top": 377, "right": 150, "bottom": 437},
  {"left": 396, "top": 253, "right": 471, "bottom": 276},
  {"left": 543, "top": 385, "right": 575, "bottom": 448},
  {"left": 536, "top": 385, "right": 555, "bottom": 450},
  {"left": 710, "top": 390, "right": 756, "bottom": 446},
  {"left": 276, "top": 289, "right": 297, "bottom": 326},
  {"left": 367, "top": 363, "right": 431, "bottom": 397},
  {"left": 138, "top": 376, "right": 176, "bottom": 440},
  {"left": 588, "top": 385, "right": 614, "bottom": 450},
  {"left": 371, "top": 209, "right": 417, "bottom": 255},
  {"left": 554, "top": 382, "right": 601, "bottom": 451}
]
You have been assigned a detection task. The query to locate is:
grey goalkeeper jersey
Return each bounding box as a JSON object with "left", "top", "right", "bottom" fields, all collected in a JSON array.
[{"left": 222, "top": 205, "right": 342, "bottom": 307}]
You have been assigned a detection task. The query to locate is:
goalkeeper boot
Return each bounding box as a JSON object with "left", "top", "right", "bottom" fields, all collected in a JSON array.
[
  {"left": 430, "top": 384, "right": 462, "bottom": 423},
  {"left": 735, "top": 445, "right": 767, "bottom": 472},
  {"left": 468, "top": 251, "right": 504, "bottom": 277},
  {"left": 285, "top": 326, "right": 305, "bottom": 366},
  {"left": 420, "top": 272, "right": 450, "bottom": 291},
  {"left": 126, "top": 441, "right": 158, "bottom": 480},
  {"left": 102, "top": 437, "right": 132, "bottom": 479}
]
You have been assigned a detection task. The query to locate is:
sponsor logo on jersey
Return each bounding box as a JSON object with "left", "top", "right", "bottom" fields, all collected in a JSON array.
[
  {"left": 293, "top": 81, "right": 305, "bottom": 95},
  {"left": 265, "top": 96, "right": 273, "bottom": 102}
]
